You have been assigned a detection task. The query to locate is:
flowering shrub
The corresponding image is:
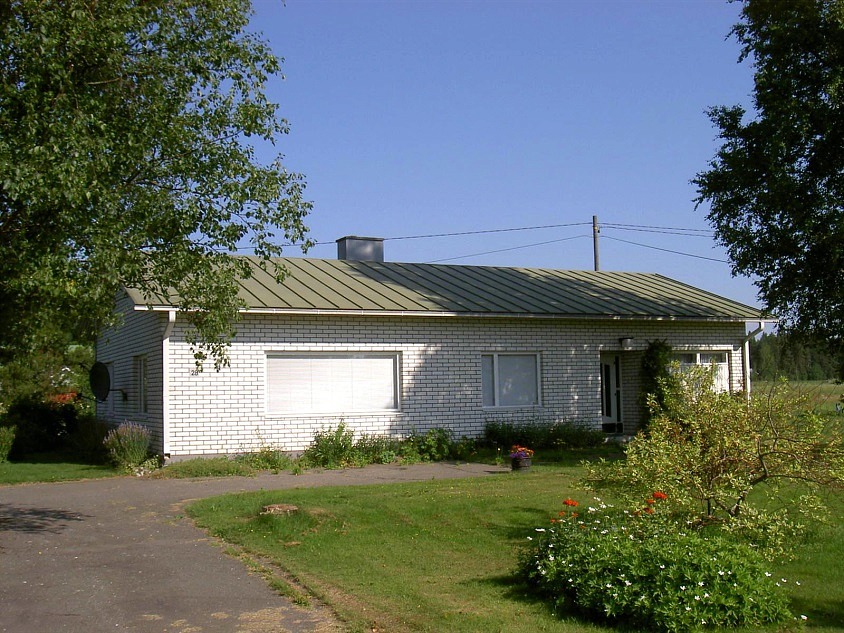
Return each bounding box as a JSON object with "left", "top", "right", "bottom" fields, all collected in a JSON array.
[
  {"left": 509, "top": 445, "right": 534, "bottom": 459},
  {"left": 519, "top": 495, "right": 793, "bottom": 632},
  {"left": 103, "top": 421, "right": 151, "bottom": 472},
  {"left": 585, "top": 366, "right": 844, "bottom": 560}
]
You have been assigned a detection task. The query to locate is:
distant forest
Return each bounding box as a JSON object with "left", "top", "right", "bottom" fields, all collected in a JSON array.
[{"left": 749, "top": 332, "right": 839, "bottom": 381}]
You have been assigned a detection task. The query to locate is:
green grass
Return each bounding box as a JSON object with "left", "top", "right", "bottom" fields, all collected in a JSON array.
[
  {"left": 0, "top": 451, "right": 119, "bottom": 485},
  {"left": 754, "top": 379, "right": 844, "bottom": 414},
  {"left": 188, "top": 466, "right": 844, "bottom": 633},
  {"left": 186, "top": 464, "right": 844, "bottom": 633}
]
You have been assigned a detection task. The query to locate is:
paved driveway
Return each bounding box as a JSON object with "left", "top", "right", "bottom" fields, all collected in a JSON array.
[{"left": 0, "top": 462, "right": 503, "bottom": 632}]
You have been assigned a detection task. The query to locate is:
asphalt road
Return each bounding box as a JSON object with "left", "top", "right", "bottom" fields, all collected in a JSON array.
[{"left": 0, "top": 462, "right": 505, "bottom": 632}]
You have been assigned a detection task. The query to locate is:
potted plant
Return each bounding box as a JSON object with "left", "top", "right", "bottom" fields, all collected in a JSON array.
[{"left": 510, "top": 445, "right": 534, "bottom": 470}]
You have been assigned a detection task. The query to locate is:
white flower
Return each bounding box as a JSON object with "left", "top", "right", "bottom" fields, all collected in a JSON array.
[
  {"left": 527, "top": 536, "right": 533, "bottom": 541},
  {"left": 659, "top": 564, "right": 665, "bottom": 569},
  {"left": 796, "top": 581, "right": 801, "bottom": 586},
  {"left": 695, "top": 595, "right": 700, "bottom": 601},
  {"left": 624, "top": 580, "right": 632, "bottom": 586},
  {"left": 535, "top": 528, "right": 546, "bottom": 532},
  {"left": 781, "top": 578, "right": 788, "bottom": 583},
  {"left": 698, "top": 581, "right": 705, "bottom": 587},
  {"left": 680, "top": 586, "right": 686, "bottom": 591},
  {"left": 800, "top": 615, "right": 808, "bottom": 621},
  {"left": 765, "top": 572, "right": 772, "bottom": 577}
]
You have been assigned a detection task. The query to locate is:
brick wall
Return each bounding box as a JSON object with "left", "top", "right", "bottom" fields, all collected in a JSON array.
[
  {"left": 160, "top": 313, "right": 747, "bottom": 456},
  {"left": 95, "top": 294, "right": 167, "bottom": 452}
]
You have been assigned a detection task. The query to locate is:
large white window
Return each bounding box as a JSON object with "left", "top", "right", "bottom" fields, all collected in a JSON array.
[
  {"left": 674, "top": 351, "right": 730, "bottom": 392},
  {"left": 482, "top": 353, "right": 540, "bottom": 407},
  {"left": 267, "top": 353, "right": 400, "bottom": 414}
]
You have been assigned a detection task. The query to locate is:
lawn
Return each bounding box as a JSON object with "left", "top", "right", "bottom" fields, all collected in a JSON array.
[
  {"left": 0, "top": 451, "right": 119, "bottom": 485},
  {"left": 754, "top": 379, "right": 844, "bottom": 414},
  {"left": 187, "top": 463, "right": 844, "bottom": 633}
]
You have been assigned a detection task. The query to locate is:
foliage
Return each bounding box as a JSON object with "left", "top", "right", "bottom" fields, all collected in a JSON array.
[
  {"left": 0, "top": 343, "right": 94, "bottom": 414},
  {"left": 103, "top": 421, "right": 150, "bottom": 472},
  {"left": 750, "top": 331, "right": 840, "bottom": 381},
  {"left": 234, "top": 446, "right": 294, "bottom": 473},
  {"left": 0, "top": 425, "right": 14, "bottom": 462},
  {"left": 639, "top": 339, "right": 675, "bottom": 422},
  {"left": 154, "top": 456, "right": 255, "bottom": 479},
  {"left": 67, "top": 415, "right": 110, "bottom": 462},
  {"left": 484, "top": 418, "right": 605, "bottom": 450},
  {"left": 519, "top": 496, "right": 793, "bottom": 632},
  {"left": 0, "top": 0, "right": 312, "bottom": 369},
  {"left": 693, "top": 0, "right": 844, "bottom": 378},
  {"left": 586, "top": 366, "right": 844, "bottom": 559},
  {"left": 351, "top": 433, "right": 401, "bottom": 465},
  {"left": 403, "top": 427, "right": 453, "bottom": 462},
  {"left": 0, "top": 396, "right": 81, "bottom": 457},
  {"left": 301, "top": 423, "right": 357, "bottom": 469}
]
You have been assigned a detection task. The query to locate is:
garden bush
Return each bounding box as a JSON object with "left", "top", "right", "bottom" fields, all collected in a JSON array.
[
  {"left": 103, "top": 421, "right": 151, "bottom": 472},
  {"left": 585, "top": 366, "right": 844, "bottom": 560},
  {"left": 0, "top": 396, "right": 80, "bottom": 456},
  {"left": 68, "top": 415, "right": 110, "bottom": 462},
  {"left": 484, "top": 418, "right": 605, "bottom": 450},
  {"left": 301, "top": 423, "right": 357, "bottom": 468},
  {"left": 520, "top": 496, "right": 793, "bottom": 632},
  {"left": 403, "top": 427, "right": 453, "bottom": 461},
  {"left": 0, "top": 425, "right": 15, "bottom": 462}
]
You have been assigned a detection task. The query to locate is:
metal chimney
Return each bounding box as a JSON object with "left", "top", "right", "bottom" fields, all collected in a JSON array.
[{"left": 336, "top": 236, "right": 384, "bottom": 262}]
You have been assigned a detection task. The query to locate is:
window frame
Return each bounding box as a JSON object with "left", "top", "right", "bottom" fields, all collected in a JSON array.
[
  {"left": 672, "top": 350, "right": 731, "bottom": 392},
  {"left": 481, "top": 352, "right": 542, "bottom": 408},
  {"left": 265, "top": 352, "right": 401, "bottom": 415},
  {"left": 133, "top": 355, "right": 148, "bottom": 414}
]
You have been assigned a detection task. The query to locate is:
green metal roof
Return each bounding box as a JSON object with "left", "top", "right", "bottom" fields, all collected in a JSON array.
[{"left": 129, "top": 256, "right": 764, "bottom": 321}]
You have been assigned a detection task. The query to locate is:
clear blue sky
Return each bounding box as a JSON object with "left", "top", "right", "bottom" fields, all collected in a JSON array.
[{"left": 248, "top": 0, "right": 762, "bottom": 308}]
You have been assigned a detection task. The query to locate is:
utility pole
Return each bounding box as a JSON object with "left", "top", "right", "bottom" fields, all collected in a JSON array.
[{"left": 592, "top": 215, "right": 600, "bottom": 271}]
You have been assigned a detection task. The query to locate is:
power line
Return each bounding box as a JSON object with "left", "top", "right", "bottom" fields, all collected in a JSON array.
[
  {"left": 602, "top": 235, "right": 728, "bottom": 263},
  {"left": 429, "top": 234, "right": 591, "bottom": 263},
  {"left": 602, "top": 223, "right": 714, "bottom": 237}
]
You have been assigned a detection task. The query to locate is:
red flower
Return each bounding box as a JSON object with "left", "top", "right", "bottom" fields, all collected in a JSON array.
[
  {"left": 643, "top": 506, "right": 655, "bottom": 514},
  {"left": 645, "top": 498, "right": 655, "bottom": 505},
  {"left": 653, "top": 491, "right": 668, "bottom": 500},
  {"left": 563, "top": 498, "right": 579, "bottom": 507}
]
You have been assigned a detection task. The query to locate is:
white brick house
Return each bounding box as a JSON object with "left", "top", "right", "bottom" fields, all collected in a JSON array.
[{"left": 95, "top": 237, "right": 767, "bottom": 458}]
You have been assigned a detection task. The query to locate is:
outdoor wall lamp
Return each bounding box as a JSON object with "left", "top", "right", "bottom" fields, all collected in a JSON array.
[{"left": 619, "top": 337, "right": 634, "bottom": 350}]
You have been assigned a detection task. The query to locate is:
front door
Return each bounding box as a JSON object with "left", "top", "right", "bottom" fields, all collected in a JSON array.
[{"left": 600, "top": 354, "right": 623, "bottom": 433}]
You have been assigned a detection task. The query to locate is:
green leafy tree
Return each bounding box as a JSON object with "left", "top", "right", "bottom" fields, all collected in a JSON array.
[
  {"left": 586, "top": 365, "right": 844, "bottom": 559},
  {"left": 693, "top": 0, "right": 844, "bottom": 377},
  {"left": 0, "top": 1, "right": 311, "bottom": 369}
]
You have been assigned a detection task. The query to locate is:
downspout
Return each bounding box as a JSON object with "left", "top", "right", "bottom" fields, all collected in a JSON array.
[
  {"left": 162, "top": 310, "right": 176, "bottom": 457},
  {"left": 743, "top": 321, "right": 765, "bottom": 399}
]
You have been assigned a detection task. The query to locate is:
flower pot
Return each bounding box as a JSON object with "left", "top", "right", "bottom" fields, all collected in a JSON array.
[{"left": 511, "top": 457, "right": 532, "bottom": 471}]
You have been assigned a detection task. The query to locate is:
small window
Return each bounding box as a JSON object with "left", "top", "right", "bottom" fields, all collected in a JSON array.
[
  {"left": 481, "top": 353, "right": 540, "bottom": 407},
  {"left": 673, "top": 351, "right": 730, "bottom": 392},
  {"left": 133, "top": 355, "right": 148, "bottom": 414},
  {"left": 267, "top": 353, "right": 399, "bottom": 414}
]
